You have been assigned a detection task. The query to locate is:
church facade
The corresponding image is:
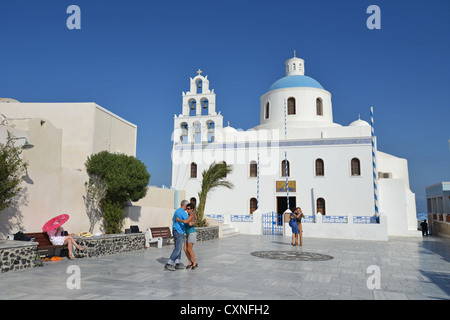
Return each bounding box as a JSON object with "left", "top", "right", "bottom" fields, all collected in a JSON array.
[{"left": 171, "top": 55, "right": 419, "bottom": 239}]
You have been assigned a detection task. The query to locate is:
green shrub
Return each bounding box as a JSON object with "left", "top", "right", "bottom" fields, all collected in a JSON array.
[
  {"left": 100, "top": 199, "right": 125, "bottom": 234},
  {"left": 85, "top": 151, "right": 150, "bottom": 233},
  {"left": 0, "top": 132, "right": 28, "bottom": 212}
]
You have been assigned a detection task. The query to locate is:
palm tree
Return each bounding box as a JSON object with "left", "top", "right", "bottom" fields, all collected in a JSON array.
[{"left": 196, "top": 162, "right": 234, "bottom": 224}]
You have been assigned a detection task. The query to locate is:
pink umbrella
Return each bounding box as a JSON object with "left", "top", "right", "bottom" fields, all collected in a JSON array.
[{"left": 42, "top": 214, "right": 70, "bottom": 232}]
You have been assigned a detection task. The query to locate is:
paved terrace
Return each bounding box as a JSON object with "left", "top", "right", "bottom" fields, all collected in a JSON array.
[{"left": 0, "top": 234, "right": 449, "bottom": 300}]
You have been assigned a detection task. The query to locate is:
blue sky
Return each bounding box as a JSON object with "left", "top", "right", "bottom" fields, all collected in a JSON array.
[{"left": 1, "top": 0, "right": 449, "bottom": 212}]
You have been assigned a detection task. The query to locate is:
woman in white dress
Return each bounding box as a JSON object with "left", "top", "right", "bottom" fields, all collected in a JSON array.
[{"left": 47, "top": 227, "right": 84, "bottom": 260}]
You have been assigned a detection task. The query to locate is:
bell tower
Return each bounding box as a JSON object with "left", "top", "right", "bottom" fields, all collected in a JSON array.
[
  {"left": 285, "top": 51, "right": 305, "bottom": 76},
  {"left": 174, "top": 69, "right": 223, "bottom": 144},
  {"left": 181, "top": 69, "right": 217, "bottom": 116}
]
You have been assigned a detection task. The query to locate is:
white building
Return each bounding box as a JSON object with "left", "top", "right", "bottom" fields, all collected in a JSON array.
[
  {"left": 171, "top": 55, "right": 419, "bottom": 240},
  {"left": 0, "top": 100, "right": 180, "bottom": 238},
  {"left": 425, "top": 141, "right": 450, "bottom": 238}
]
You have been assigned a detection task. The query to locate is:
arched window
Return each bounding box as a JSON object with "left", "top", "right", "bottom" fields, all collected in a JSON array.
[
  {"left": 206, "top": 120, "right": 215, "bottom": 143},
  {"left": 317, "top": 198, "right": 326, "bottom": 215},
  {"left": 196, "top": 79, "right": 202, "bottom": 94},
  {"left": 265, "top": 102, "right": 270, "bottom": 119},
  {"left": 249, "top": 161, "right": 257, "bottom": 177},
  {"left": 190, "top": 163, "right": 197, "bottom": 178},
  {"left": 287, "top": 97, "right": 296, "bottom": 115},
  {"left": 194, "top": 121, "right": 201, "bottom": 143},
  {"left": 316, "top": 98, "right": 323, "bottom": 116},
  {"left": 351, "top": 158, "right": 361, "bottom": 176},
  {"left": 315, "top": 158, "right": 324, "bottom": 176},
  {"left": 281, "top": 160, "right": 290, "bottom": 177},
  {"left": 201, "top": 98, "right": 209, "bottom": 116},
  {"left": 190, "top": 197, "right": 197, "bottom": 208},
  {"left": 189, "top": 99, "right": 197, "bottom": 116},
  {"left": 180, "top": 122, "right": 188, "bottom": 144},
  {"left": 250, "top": 198, "right": 258, "bottom": 214}
]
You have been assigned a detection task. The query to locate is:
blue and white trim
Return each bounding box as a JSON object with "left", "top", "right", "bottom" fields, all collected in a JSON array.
[
  {"left": 205, "top": 214, "right": 224, "bottom": 223},
  {"left": 173, "top": 138, "right": 372, "bottom": 151},
  {"left": 284, "top": 99, "right": 290, "bottom": 211},
  {"left": 322, "top": 216, "right": 348, "bottom": 223},
  {"left": 353, "top": 216, "right": 379, "bottom": 224},
  {"left": 370, "top": 106, "right": 380, "bottom": 217},
  {"left": 257, "top": 152, "right": 260, "bottom": 209},
  {"left": 231, "top": 215, "right": 253, "bottom": 223}
]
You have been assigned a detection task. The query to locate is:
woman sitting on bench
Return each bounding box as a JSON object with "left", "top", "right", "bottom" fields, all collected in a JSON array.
[{"left": 47, "top": 227, "right": 84, "bottom": 260}]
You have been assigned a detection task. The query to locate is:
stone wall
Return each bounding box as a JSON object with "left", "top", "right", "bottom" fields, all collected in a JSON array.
[
  {"left": 0, "top": 240, "right": 38, "bottom": 273},
  {"left": 196, "top": 226, "right": 219, "bottom": 242},
  {"left": 1, "top": 228, "right": 219, "bottom": 273},
  {"left": 430, "top": 219, "right": 450, "bottom": 238},
  {"left": 73, "top": 233, "right": 145, "bottom": 258}
]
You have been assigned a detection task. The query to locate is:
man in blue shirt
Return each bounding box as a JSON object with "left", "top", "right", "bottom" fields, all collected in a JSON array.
[{"left": 165, "top": 200, "right": 189, "bottom": 271}]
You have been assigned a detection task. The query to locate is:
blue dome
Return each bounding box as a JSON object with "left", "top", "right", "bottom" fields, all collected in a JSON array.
[{"left": 269, "top": 75, "right": 324, "bottom": 91}]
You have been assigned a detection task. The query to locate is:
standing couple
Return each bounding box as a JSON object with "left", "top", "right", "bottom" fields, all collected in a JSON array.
[
  {"left": 290, "top": 207, "right": 305, "bottom": 246},
  {"left": 164, "top": 200, "right": 198, "bottom": 271}
]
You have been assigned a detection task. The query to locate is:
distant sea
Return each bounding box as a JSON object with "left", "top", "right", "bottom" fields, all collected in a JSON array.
[{"left": 417, "top": 212, "right": 428, "bottom": 220}]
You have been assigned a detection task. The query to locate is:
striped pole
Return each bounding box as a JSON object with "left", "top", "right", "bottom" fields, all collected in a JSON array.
[
  {"left": 257, "top": 152, "right": 260, "bottom": 209},
  {"left": 370, "top": 106, "right": 380, "bottom": 217},
  {"left": 285, "top": 151, "right": 289, "bottom": 210},
  {"left": 284, "top": 99, "right": 289, "bottom": 211},
  {"left": 284, "top": 99, "right": 287, "bottom": 140}
]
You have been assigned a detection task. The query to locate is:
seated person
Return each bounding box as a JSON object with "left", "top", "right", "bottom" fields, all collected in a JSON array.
[{"left": 47, "top": 227, "right": 84, "bottom": 260}]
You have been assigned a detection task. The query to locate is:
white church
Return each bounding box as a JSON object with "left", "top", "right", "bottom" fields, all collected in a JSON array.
[{"left": 171, "top": 54, "right": 419, "bottom": 240}]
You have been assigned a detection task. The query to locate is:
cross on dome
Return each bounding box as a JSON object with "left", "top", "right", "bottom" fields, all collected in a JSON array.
[{"left": 197, "top": 69, "right": 203, "bottom": 75}]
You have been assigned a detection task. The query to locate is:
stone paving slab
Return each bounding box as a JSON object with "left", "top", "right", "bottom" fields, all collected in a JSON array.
[{"left": 0, "top": 234, "right": 449, "bottom": 300}]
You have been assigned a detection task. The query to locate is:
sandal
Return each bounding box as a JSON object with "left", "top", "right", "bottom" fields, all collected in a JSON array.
[{"left": 191, "top": 263, "right": 198, "bottom": 270}]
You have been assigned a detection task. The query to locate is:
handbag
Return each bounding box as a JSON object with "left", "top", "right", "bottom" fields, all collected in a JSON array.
[{"left": 130, "top": 225, "right": 140, "bottom": 233}]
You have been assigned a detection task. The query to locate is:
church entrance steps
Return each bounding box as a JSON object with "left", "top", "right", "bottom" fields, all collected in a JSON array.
[{"left": 221, "top": 223, "right": 240, "bottom": 238}]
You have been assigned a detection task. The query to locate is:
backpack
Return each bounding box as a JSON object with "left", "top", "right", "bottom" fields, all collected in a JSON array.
[{"left": 14, "top": 231, "right": 31, "bottom": 241}]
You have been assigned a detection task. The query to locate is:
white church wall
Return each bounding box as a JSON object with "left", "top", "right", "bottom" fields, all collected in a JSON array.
[
  {"left": 260, "top": 88, "right": 333, "bottom": 129},
  {"left": 376, "top": 151, "right": 419, "bottom": 236},
  {"left": 226, "top": 211, "right": 262, "bottom": 235},
  {"left": 173, "top": 141, "right": 377, "bottom": 222},
  {"left": 171, "top": 55, "right": 418, "bottom": 240},
  {"left": 378, "top": 179, "right": 420, "bottom": 237},
  {"left": 377, "top": 151, "right": 411, "bottom": 187},
  {"left": 283, "top": 214, "right": 388, "bottom": 241},
  {"left": 203, "top": 211, "right": 388, "bottom": 240},
  {"left": 406, "top": 188, "right": 418, "bottom": 231}
]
